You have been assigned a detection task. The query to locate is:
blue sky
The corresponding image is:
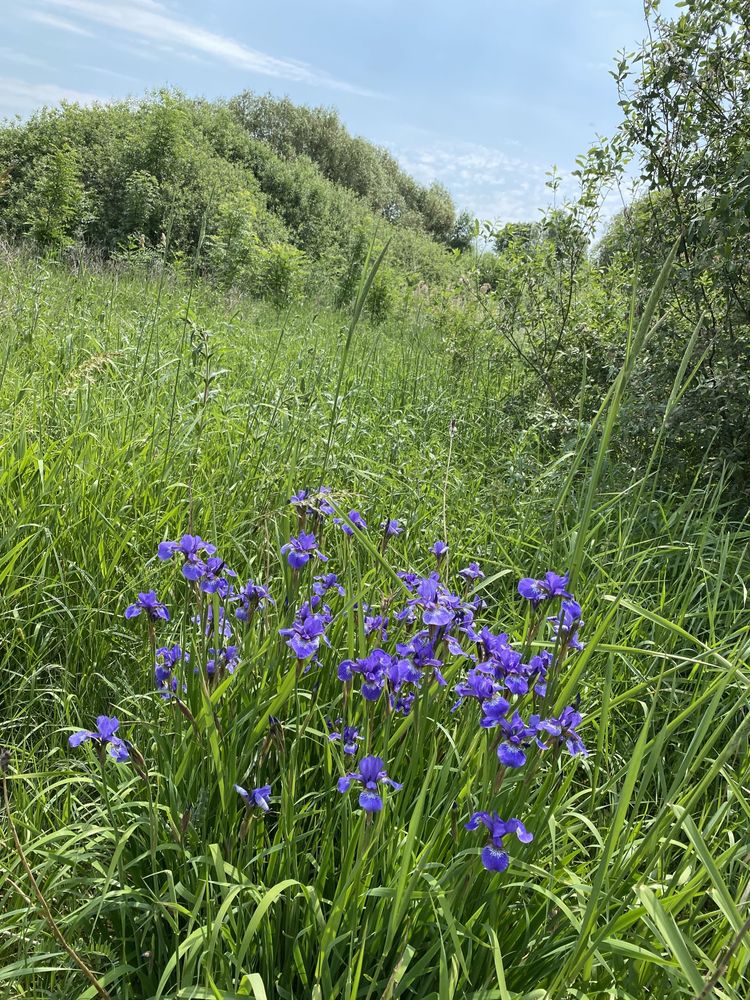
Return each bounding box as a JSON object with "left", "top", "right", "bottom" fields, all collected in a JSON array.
[{"left": 1, "top": 0, "right": 674, "bottom": 222}]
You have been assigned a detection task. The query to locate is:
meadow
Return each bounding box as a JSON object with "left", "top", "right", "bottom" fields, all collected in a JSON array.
[{"left": 0, "top": 242, "right": 748, "bottom": 999}]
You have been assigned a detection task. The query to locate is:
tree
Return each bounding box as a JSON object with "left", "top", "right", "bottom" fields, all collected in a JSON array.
[
  {"left": 614, "top": 0, "right": 750, "bottom": 329},
  {"left": 597, "top": 0, "right": 750, "bottom": 480},
  {"left": 25, "top": 143, "right": 86, "bottom": 248},
  {"left": 230, "top": 91, "right": 458, "bottom": 244},
  {"left": 448, "top": 210, "right": 475, "bottom": 252}
]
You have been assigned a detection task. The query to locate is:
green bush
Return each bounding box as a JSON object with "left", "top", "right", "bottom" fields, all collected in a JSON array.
[
  {"left": 230, "top": 90, "right": 463, "bottom": 244},
  {"left": 122, "top": 168, "right": 161, "bottom": 240},
  {"left": 364, "top": 263, "right": 398, "bottom": 324},
  {"left": 206, "top": 190, "right": 268, "bottom": 292},
  {"left": 333, "top": 224, "right": 370, "bottom": 309},
  {"left": 257, "top": 241, "right": 308, "bottom": 307},
  {"left": 24, "top": 142, "right": 86, "bottom": 248}
]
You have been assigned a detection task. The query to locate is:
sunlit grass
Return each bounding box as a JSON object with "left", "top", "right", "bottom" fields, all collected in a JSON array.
[{"left": 1, "top": 248, "right": 748, "bottom": 999}]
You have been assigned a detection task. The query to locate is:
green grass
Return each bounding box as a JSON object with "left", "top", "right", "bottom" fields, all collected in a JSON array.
[{"left": 0, "top": 246, "right": 748, "bottom": 999}]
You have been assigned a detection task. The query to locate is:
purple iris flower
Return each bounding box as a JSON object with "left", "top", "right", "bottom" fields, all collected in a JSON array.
[
  {"left": 317, "top": 487, "right": 335, "bottom": 516},
  {"left": 69, "top": 715, "right": 130, "bottom": 762},
  {"left": 338, "top": 648, "right": 393, "bottom": 700},
  {"left": 528, "top": 650, "right": 552, "bottom": 697},
  {"left": 391, "top": 692, "right": 417, "bottom": 715},
  {"left": 479, "top": 695, "right": 512, "bottom": 728},
  {"left": 154, "top": 662, "right": 175, "bottom": 690},
  {"left": 291, "top": 486, "right": 335, "bottom": 516},
  {"left": 155, "top": 644, "right": 187, "bottom": 697},
  {"left": 235, "top": 579, "right": 274, "bottom": 621},
  {"left": 304, "top": 595, "right": 333, "bottom": 623},
  {"left": 397, "top": 570, "right": 421, "bottom": 591},
  {"left": 403, "top": 574, "right": 463, "bottom": 628},
  {"left": 536, "top": 706, "right": 587, "bottom": 756},
  {"left": 313, "top": 573, "right": 345, "bottom": 598},
  {"left": 467, "top": 592, "right": 487, "bottom": 614},
  {"left": 459, "top": 562, "right": 484, "bottom": 581},
  {"left": 393, "top": 603, "right": 417, "bottom": 626},
  {"left": 333, "top": 510, "right": 367, "bottom": 536},
  {"left": 125, "top": 590, "right": 170, "bottom": 622},
  {"left": 396, "top": 634, "right": 441, "bottom": 667},
  {"left": 555, "top": 598, "right": 582, "bottom": 624},
  {"left": 475, "top": 643, "right": 535, "bottom": 697},
  {"left": 337, "top": 659, "right": 356, "bottom": 682},
  {"left": 157, "top": 645, "right": 184, "bottom": 668},
  {"left": 517, "top": 571, "right": 572, "bottom": 607},
  {"left": 502, "top": 657, "right": 530, "bottom": 696},
  {"left": 157, "top": 535, "right": 217, "bottom": 581},
  {"left": 396, "top": 631, "right": 446, "bottom": 685},
  {"left": 504, "top": 675, "right": 528, "bottom": 696},
  {"left": 452, "top": 668, "right": 500, "bottom": 711},
  {"left": 386, "top": 657, "right": 421, "bottom": 692},
  {"left": 234, "top": 783, "right": 272, "bottom": 812},
  {"left": 381, "top": 518, "right": 403, "bottom": 537},
  {"left": 548, "top": 600, "right": 585, "bottom": 651},
  {"left": 337, "top": 755, "right": 402, "bottom": 812},
  {"left": 279, "top": 606, "right": 330, "bottom": 661},
  {"left": 496, "top": 711, "right": 538, "bottom": 768},
  {"left": 492, "top": 645, "right": 523, "bottom": 674},
  {"left": 200, "top": 557, "right": 237, "bottom": 596},
  {"left": 364, "top": 613, "right": 387, "bottom": 640},
  {"left": 431, "top": 540, "right": 449, "bottom": 560},
  {"left": 327, "top": 722, "right": 362, "bottom": 755},
  {"left": 281, "top": 531, "right": 328, "bottom": 570},
  {"left": 472, "top": 627, "right": 511, "bottom": 658},
  {"left": 206, "top": 644, "right": 239, "bottom": 676},
  {"left": 444, "top": 633, "right": 468, "bottom": 658},
  {"left": 465, "top": 812, "right": 533, "bottom": 871}
]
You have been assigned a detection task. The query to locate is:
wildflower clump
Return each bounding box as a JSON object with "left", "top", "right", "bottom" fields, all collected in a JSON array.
[{"left": 68, "top": 488, "right": 590, "bottom": 889}]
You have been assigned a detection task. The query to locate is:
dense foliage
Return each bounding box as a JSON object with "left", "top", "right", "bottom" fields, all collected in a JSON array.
[
  {"left": 0, "top": 91, "right": 463, "bottom": 309},
  {"left": 230, "top": 92, "right": 468, "bottom": 247},
  {"left": 597, "top": 0, "right": 750, "bottom": 476}
]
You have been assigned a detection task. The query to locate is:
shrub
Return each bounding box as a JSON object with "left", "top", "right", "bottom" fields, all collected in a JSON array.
[
  {"left": 257, "top": 241, "right": 308, "bottom": 307},
  {"left": 24, "top": 142, "right": 86, "bottom": 248},
  {"left": 122, "top": 169, "right": 161, "bottom": 241},
  {"left": 364, "top": 263, "right": 398, "bottom": 324},
  {"left": 206, "top": 190, "right": 264, "bottom": 291},
  {"left": 0, "top": 91, "right": 464, "bottom": 310},
  {"left": 332, "top": 225, "right": 370, "bottom": 310}
]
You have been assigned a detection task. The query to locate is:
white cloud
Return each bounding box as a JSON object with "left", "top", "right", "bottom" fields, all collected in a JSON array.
[
  {"left": 388, "top": 139, "right": 556, "bottom": 222},
  {"left": 387, "top": 137, "right": 628, "bottom": 226},
  {"left": 0, "top": 47, "right": 48, "bottom": 69},
  {"left": 77, "top": 63, "right": 141, "bottom": 84},
  {"left": 0, "top": 76, "right": 100, "bottom": 117},
  {"left": 39, "top": 0, "right": 380, "bottom": 97},
  {"left": 27, "top": 10, "right": 95, "bottom": 36}
]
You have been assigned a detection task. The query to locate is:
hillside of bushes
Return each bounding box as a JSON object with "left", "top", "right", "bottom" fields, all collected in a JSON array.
[{"left": 0, "top": 90, "right": 469, "bottom": 309}]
